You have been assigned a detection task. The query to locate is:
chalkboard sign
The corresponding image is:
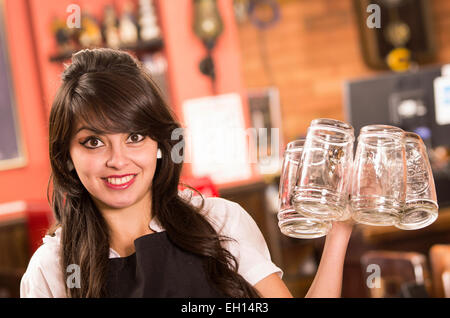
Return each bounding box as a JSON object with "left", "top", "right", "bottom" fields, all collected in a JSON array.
[{"left": 0, "top": 1, "right": 26, "bottom": 170}]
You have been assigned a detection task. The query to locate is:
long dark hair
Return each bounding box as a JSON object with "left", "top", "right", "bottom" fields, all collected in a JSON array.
[{"left": 47, "top": 48, "right": 259, "bottom": 298}]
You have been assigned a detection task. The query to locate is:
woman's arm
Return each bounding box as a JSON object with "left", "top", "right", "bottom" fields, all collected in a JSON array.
[
  {"left": 254, "top": 220, "right": 353, "bottom": 298},
  {"left": 305, "top": 220, "right": 353, "bottom": 298},
  {"left": 254, "top": 273, "right": 293, "bottom": 297}
]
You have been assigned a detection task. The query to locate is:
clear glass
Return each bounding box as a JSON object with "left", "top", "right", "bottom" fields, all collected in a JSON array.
[
  {"left": 350, "top": 125, "right": 407, "bottom": 226},
  {"left": 278, "top": 139, "right": 332, "bottom": 239},
  {"left": 395, "top": 132, "right": 438, "bottom": 230},
  {"left": 293, "top": 118, "right": 355, "bottom": 220}
]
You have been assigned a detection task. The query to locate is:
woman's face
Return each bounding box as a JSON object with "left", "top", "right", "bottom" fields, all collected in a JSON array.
[{"left": 69, "top": 121, "right": 158, "bottom": 210}]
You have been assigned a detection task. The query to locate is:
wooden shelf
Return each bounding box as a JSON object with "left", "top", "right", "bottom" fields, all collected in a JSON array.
[{"left": 48, "top": 38, "right": 164, "bottom": 63}]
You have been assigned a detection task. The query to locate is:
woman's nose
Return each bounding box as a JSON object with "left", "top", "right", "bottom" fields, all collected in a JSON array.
[{"left": 106, "top": 145, "right": 129, "bottom": 169}]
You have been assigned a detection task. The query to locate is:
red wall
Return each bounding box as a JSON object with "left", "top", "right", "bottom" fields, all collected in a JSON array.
[
  {"left": 0, "top": 0, "right": 257, "bottom": 204},
  {"left": 0, "top": 0, "right": 50, "bottom": 203}
]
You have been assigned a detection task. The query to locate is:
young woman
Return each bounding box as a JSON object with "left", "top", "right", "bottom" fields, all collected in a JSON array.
[{"left": 20, "top": 48, "right": 353, "bottom": 298}]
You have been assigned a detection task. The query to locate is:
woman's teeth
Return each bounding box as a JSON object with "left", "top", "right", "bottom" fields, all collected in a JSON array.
[{"left": 107, "top": 175, "right": 135, "bottom": 185}]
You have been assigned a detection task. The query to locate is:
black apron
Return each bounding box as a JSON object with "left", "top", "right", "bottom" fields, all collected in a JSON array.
[{"left": 106, "top": 231, "right": 224, "bottom": 297}]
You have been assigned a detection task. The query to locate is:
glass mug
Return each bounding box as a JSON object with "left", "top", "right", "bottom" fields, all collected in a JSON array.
[
  {"left": 293, "top": 118, "right": 355, "bottom": 221},
  {"left": 350, "top": 125, "right": 407, "bottom": 226},
  {"left": 395, "top": 132, "right": 438, "bottom": 230},
  {"left": 278, "top": 140, "right": 332, "bottom": 239}
]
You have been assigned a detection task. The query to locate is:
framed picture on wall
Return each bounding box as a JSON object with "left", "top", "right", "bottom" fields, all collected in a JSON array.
[
  {"left": 0, "top": 0, "right": 26, "bottom": 171},
  {"left": 182, "top": 93, "right": 254, "bottom": 186}
]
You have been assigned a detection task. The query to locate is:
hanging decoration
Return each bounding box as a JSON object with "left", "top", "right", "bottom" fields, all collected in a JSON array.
[{"left": 193, "top": 0, "right": 224, "bottom": 94}]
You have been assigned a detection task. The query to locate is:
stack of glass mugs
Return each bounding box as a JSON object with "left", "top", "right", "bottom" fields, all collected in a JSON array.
[{"left": 278, "top": 118, "right": 438, "bottom": 239}]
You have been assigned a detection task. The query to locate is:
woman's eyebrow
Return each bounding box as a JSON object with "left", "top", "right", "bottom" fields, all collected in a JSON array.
[{"left": 75, "top": 126, "right": 105, "bottom": 135}]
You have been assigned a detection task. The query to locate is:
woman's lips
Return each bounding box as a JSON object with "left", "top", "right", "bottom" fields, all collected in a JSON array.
[
  {"left": 104, "top": 173, "right": 136, "bottom": 179},
  {"left": 103, "top": 174, "right": 137, "bottom": 190}
]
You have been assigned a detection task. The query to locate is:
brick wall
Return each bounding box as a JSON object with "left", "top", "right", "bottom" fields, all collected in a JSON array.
[{"left": 237, "top": 0, "right": 450, "bottom": 143}]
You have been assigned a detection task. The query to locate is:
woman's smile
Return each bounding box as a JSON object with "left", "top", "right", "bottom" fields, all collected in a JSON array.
[{"left": 102, "top": 173, "right": 138, "bottom": 190}]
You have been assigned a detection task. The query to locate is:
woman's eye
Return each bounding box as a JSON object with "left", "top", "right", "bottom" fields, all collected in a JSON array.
[
  {"left": 80, "top": 134, "right": 144, "bottom": 148},
  {"left": 127, "top": 133, "right": 145, "bottom": 143},
  {"left": 81, "top": 137, "right": 104, "bottom": 149}
]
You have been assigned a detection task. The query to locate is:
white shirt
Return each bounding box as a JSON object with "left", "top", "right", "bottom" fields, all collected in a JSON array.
[{"left": 20, "top": 191, "right": 283, "bottom": 297}]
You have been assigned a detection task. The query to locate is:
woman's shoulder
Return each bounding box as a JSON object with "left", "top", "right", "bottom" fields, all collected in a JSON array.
[
  {"left": 20, "top": 229, "right": 66, "bottom": 297},
  {"left": 184, "top": 190, "right": 255, "bottom": 236},
  {"left": 28, "top": 228, "right": 62, "bottom": 269}
]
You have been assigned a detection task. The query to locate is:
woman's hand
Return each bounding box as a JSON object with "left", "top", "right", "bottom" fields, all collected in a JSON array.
[
  {"left": 328, "top": 216, "right": 355, "bottom": 242},
  {"left": 305, "top": 209, "right": 355, "bottom": 298}
]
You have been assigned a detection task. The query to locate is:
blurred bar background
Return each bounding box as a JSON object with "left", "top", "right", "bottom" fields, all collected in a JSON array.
[{"left": 1, "top": 0, "right": 450, "bottom": 298}]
